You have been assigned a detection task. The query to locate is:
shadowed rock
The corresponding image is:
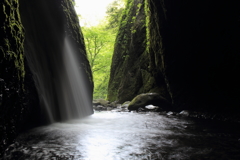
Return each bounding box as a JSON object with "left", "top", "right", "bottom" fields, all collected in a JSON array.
[{"left": 128, "top": 93, "right": 172, "bottom": 111}]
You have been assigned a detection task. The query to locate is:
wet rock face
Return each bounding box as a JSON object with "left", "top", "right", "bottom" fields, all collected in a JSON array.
[
  {"left": 19, "top": 0, "right": 93, "bottom": 122},
  {"left": 1, "top": 0, "right": 92, "bottom": 155},
  {"left": 108, "top": 0, "right": 240, "bottom": 113},
  {"left": 107, "top": 0, "right": 169, "bottom": 104},
  {"left": 0, "top": 0, "right": 39, "bottom": 155},
  {"left": 128, "top": 93, "right": 171, "bottom": 111}
]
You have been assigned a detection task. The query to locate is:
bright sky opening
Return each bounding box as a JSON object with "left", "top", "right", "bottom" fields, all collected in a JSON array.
[{"left": 74, "top": 0, "right": 115, "bottom": 26}]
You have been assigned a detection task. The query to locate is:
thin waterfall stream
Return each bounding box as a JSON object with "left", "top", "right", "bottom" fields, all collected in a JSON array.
[
  {"left": 3, "top": 111, "right": 240, "bottom": 159},
  {"left": 19, "top": 0, "right": 93, "bottom": 124},
  {"left": 24, "top": 32, "right": 93, "bottom": 123}
]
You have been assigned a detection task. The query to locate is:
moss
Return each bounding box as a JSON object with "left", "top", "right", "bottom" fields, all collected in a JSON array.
[
  {"left": 144, "top": 0, "right": 150, "bottom": 54},
  {"left": 146, "top": 0, "right": 174, "bottom": 104},
  {"left": 140, "top": 69, "right": 155, "bottom": 91},
  {"left": 108, "top": 0, "right": 170, "bottom": 103},
  {"left": 1, "top": 0, "right": 25, "bottom": 81},
  {"left": 108, "top": 0, "right": 150, "bottom": 103},
  {"left": 61, "top": 0, "right": 93, "bottom": 87}
]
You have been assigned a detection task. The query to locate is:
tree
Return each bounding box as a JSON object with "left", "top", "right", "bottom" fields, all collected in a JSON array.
[
  {"left": 82, "top": 24, "right": 116, "bottom": 99},
  {"left": 106, "top": 0, "right": 125, "bottom": 31},
  {"left": 79, "top": 0, "right": 126, "bottom": 99}
]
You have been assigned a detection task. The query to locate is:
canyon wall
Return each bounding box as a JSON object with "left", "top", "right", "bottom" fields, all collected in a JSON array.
[
  {"left": 0, "top": 0, "right": 93, "bottom": 154},
  {"left": 108, "top": 0, "right": 240, "bottom": 113}
]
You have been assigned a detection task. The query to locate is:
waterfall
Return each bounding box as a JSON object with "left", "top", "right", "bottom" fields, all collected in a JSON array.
[
  {"left": 25, "top": 34, "right": 93, "bottom": 123},
  {"left": 58, "top": 36, "right": 93, "bottom": 121},
  {"left": 21, "top": 0, "right": 93, "bottom": 123}
]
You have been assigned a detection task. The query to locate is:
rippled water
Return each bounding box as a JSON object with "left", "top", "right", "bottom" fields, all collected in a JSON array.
[{"left": 2, "top": 112, "right": 240, "bottom": 160}]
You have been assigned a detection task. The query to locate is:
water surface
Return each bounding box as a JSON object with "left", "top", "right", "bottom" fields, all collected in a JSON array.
[{"left": 3, "top": 112, "right": 240, "bottom": 159}]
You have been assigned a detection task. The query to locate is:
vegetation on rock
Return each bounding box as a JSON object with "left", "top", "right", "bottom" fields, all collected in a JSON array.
[
  {"left": 1, "top": 0, "right": 92, "bottom": 155},
  {"left": 0, "top": 0, "right": 27, "bottom": 155},
  {"left": 107, "top": 0, "right": 170, "bottom": 103},
  {"left": 128, "top": 93, "right": 171, "bottom": 111},
  {"left": 80, "top": 0, "right": 125, "bottom": 99}
]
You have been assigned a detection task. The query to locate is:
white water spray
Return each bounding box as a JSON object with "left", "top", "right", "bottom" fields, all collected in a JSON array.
[
  {"left": 25, "top": 34, "right": 93, "bottom": 123},
  {"left": 58, "top": 36, "right": 93, "bottom": 120},
  {"left": 55, "top": 34, "right": 93, "bottom": 122},
  {"left": 21, "top": 0, "right": 93, "bottom": 123}
]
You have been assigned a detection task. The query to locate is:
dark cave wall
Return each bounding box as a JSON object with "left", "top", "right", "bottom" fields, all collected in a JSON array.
[
  {"left": 154, "top": 0, "right": 240, "bottom": 112},
  {"left": 108, "top": 0, "right": 240, "bottom": 112},
  {"left": 0, "top": 0, "right": 38, "bottom": 154},
  {"left": 0, "top": 0, "right": 92, "bottom": 155}
]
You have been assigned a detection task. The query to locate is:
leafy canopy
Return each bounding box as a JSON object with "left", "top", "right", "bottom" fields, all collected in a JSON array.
[{"left": 80, "top": 0, "right": 125, "bottom": 99}]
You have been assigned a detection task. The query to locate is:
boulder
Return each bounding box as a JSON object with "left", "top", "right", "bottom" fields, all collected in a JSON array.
[
  {"left": 93, "top": 105, "right": 107, "bottom": 111},
  {"left": 93, "top": 99, "right": 109, "bottom": 107},
  {"left": 128, "top": 93, "right": 172, "bottom": 111},
  {"left": 122, "top": 101, "right": 131, "bottom": 108},
  {"left": 107, "top": 101, "right": 122, "bottom": 108},
  {"left": 179, "top": 110, "right": 190, "bottom": 117}
]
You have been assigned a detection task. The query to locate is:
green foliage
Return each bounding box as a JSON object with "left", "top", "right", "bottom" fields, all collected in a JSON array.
[
  {"left": 1, "top": 0, "right": 25, "bottom": 80},
  {"left": 106, "top": 0, "right": 125, "bottom": 31},
  {"left": 79, "top": 0, "right": 126, "bottom": 99},
  {"left": 144, "top": 0, "right": 150, "bottom": 54},
  {"left": 82, "top": 24, "right": 116, "bottom": 99}
]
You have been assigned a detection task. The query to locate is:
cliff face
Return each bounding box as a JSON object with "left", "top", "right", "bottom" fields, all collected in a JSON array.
[
  {"left": 0, "top": 0, "right": 34, "bottom": 154},
  {"left": 108, "top": 0, "right": 240, "bottom": 112},
  {"left": 108, "top": 0, "right": 170, "bottom": 103},
  {"left": 19, "top": 0, "right": 93, "bottom": 122},
  {"left": 0, "top": 0, "right": 93, "bottom": 154}
]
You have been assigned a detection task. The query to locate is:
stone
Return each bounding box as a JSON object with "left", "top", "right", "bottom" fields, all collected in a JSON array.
[
  {"left": 93, "top": 105, "right": 106, "bottom": 111},
  {"left": 93, "top": 99, "right": 109, "bottom": 107},
  {"left": 128, "top": 93, "right": 172, "bottom": 111},
  {"left": 108, "top": 101, "right": 118, "bottom": 108},
  {"left": 179, "top": 110, "right": 190, "bottom": 117},
  {"left": 122, "top": 101, "right": 131, "bottom": 108},
  {"left": 166, "top": 111, "right": 177, "bottom": 116}
]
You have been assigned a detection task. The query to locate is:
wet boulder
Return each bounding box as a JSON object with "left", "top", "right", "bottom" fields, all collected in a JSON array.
[
  {"left": 179, "top": 110, "right": 190, "bottom": 117},
  {"left": 122, "top": 101, "right": 131, "bottom": 108},
  {"left": 108, "top": 101, "right": 122, "bottom": 108},
  {"left": 93, "top": 99, "right": 109, "bottom": 107},
  {"left": 128, "top": 93, "right": 172, "bottom": 111}
]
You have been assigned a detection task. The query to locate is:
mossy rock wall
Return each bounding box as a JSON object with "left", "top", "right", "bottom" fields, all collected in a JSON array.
[
  {"left": 0, "top": 0, "right": 40, "bottom": 155},
  {"left": 19, "top": 0, "right": 93, "bottom": 122},
  {"left": 108, "top": 0, "right": 240, "bottom": 113},
  {"left": 0, "top": 0, "right": 93, "bottom": 155},
  {"left": 108, "top": 0, "right": 168, "bottom": 103}
]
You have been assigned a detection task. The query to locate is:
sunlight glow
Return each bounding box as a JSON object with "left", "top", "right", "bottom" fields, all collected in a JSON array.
[{"left": 74, "top": 0, "right": 115, "bottom": 26}]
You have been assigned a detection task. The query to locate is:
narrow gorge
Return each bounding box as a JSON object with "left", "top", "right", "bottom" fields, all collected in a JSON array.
[{"left": 1, "top": 0, "right": 240, "bottom": 159}]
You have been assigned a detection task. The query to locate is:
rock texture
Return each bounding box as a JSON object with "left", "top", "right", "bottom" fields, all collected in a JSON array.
[
  {"left": 108, "top": 0, "right": 240, "bottom": 113},
  {"left": 19, "top": 0, "right": 93, "bottom": 122},
  {"left": 108, "top": 0, "right": 169, "bottom": 103},
  {"left": 0, "top": 0, "right": 92, "bottom": 155},
  {"left": 0, "top": 0, "right": 39, "bottom": 155},
  {"left": 128, "top": 93, "right": 171, "bottom": 111}
]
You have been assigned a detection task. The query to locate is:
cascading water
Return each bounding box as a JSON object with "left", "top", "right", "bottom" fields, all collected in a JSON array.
[
  {"left": 58, "top": 35, "right": 93, "bottom": 121},
  {"left": 25, "top": 34, "right": 93, "bottom": 123},
  {"left": 20, "top": 0, "right": 93, "bottom": 123}
]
